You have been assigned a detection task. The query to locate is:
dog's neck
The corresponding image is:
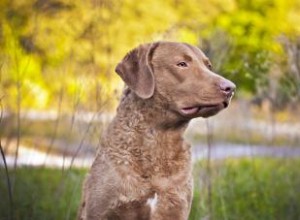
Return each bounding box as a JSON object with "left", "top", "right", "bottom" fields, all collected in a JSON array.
[
  {"left": 117, "top": 89, "right": 189, "bottom": 129},
  {"left": 101, "top": 89, "right": 191, "bottom": 177},
  {"left": 117, "top": 89, "right": 189, "bottom": 132}
]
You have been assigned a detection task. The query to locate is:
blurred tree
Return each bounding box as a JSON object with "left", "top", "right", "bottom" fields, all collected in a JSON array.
[
  {"left": 0, "top": 0, "right": 300, "bottom": 112},
  {"left": 276, "top": 37, "right": 300, "bottom": 109},
  {"left": 188, "top": 0, "right": 300, "bottom": 111},
  {"left": 199, "top": 0, "right": 300, "bottom": 95}
]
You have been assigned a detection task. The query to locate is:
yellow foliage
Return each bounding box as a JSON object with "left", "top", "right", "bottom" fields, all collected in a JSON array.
[{"left": 1, "top": 0, "right": 300, "bottom": 111}]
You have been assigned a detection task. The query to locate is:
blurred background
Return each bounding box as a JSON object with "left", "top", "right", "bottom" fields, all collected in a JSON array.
[{"left": 0, "top": 0, "right": 300, "bottom": 219}]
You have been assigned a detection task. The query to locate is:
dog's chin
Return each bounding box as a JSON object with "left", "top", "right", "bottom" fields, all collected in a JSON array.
[{"left": 179, "top": 101, "right": 229, "bottom": 119}]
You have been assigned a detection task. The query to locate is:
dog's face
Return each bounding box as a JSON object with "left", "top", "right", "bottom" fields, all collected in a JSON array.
[{"left": 116, "top": 42, "right": 235, "bottom": 119}]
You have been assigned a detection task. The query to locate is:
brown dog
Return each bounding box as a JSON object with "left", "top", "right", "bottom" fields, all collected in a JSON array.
[{"left": 78, "top": 42, "right": 235, "bottom": 220}]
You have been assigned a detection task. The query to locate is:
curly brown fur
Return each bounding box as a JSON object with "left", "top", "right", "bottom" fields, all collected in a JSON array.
[{"left": 78, "top": 41, "right": 235, "bottom": 220}]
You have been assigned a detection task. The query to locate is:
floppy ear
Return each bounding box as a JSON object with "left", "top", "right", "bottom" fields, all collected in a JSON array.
[{"left": 115, "top": 42, "right": 159, "bottom": 99}]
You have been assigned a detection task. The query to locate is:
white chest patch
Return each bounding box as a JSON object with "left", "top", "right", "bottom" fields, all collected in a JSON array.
[{"left": 146, "top": 193, "right": 158, "bottom": 212}]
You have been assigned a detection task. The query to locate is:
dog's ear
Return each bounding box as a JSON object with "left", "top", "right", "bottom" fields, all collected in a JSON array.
[{"left": 115, "top": 42, "right": 159, "bottom": 99}]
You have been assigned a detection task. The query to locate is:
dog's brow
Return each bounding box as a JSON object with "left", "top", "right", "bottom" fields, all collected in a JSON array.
[
  {"left": 203, "top": 58, "right": 211, "bottom": 64},
  {"left": 183, "top": 54, "right": 193, "bottom": 62}
]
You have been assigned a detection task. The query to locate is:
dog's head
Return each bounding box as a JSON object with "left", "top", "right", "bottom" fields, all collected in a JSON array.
[{"left": 116, "top": 41, "right": 235, "bottom": 119}]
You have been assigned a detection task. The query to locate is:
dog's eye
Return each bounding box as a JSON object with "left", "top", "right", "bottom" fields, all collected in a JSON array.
[
  {"left": 177, "top": 62, "right": 188, "bottom": 67},
  {"left": 204, "top": 60, "right": 212, "bottom": 70}
]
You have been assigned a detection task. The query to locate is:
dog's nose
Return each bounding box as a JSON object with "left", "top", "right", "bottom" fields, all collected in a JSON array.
[{"left": 219, "top": 79, "right": 236, "bottom": 96}]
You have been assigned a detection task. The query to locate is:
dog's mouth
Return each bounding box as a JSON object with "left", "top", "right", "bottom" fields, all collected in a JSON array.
[{"left": 180, "top": 101, "right": 229, "bottom": 117}]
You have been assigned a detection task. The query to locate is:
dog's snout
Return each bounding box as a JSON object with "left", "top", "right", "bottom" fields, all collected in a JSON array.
[{"left": 219, "top": 80, "right": 236, "bottom": 96}]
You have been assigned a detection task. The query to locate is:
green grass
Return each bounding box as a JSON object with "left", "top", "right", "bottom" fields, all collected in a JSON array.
[
  {"left": 0, "top": 167, "right": 86, "bottom": 220},
  {"left": 1, "top": 158, "right": 300, "bottom": 220},
  {"left": 190, "top": 158, "right": 300, "bottom": 220},
  {"left": 190, "top": 131, "right": 300, "bottom": 147}
]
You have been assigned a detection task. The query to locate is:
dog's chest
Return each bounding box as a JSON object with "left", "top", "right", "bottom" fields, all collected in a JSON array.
[{"left": 131, "top": 131, "right": 191, "bottom": 177}]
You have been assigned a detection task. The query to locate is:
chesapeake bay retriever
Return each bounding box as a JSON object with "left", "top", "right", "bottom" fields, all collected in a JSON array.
[{"left": 78, "top": 41, "right": 235, "bottom": 220}]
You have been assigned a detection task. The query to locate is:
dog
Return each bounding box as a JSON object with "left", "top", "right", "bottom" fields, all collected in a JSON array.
[{"left": 78, "top": 41, "right": 235, "bottom": 220}]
